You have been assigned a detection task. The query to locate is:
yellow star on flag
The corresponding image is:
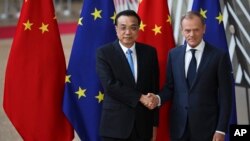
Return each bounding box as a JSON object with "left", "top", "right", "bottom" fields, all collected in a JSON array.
[
  {"left": 75, "top": 87, "right": 86, "bottom": 99},
  {"left": 200, "top": 8, "right": 207, "bottom": 19},
  {"left": 216, "top": 12, "right": 223, "bottom": 24},
  {"left": 166, "top": 15, "right": 172, "bottom": 24},
  {"left": 152, "top": 24, "right": 162, "bottom": 35},
  {"left": 78, "top": 17, "right": 83, "bottom": 25},
  {"left": 65, "top": 75, "right": 71, "bottom": 83},
  {"left": 95, "top": 91, "right": 104, "bottom": 103},
  {"left": 23, "top": 20, "right": 33, "bottom": 31},
  {"left": 39, "top": 22, "right": 49, "bottom": 34},
  {"left": 110, "top": 12, "right": 116, "bottom": 24},
  {"left": 91, "top": 8, "right": 102, "bottom": 20},
  {"left": 139, "top": 21, "right": 146, "bottom": 31}
]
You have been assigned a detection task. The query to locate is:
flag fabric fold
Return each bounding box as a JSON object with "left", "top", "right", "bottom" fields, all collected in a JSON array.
[
  {"left": 192, "top": 0, "right": 228, "bottom": 50},
  {"left": 192, "top": 0, "right": 237, "bottom": 140},
  {"left": 3, "top": 0, "right": 73, "bottom": 140},
  {"left": 137, "top": 1, "right": 175, "bottom": 141},
  {"left": 62, "top": 0, "right": 117, "bottom": 140}
]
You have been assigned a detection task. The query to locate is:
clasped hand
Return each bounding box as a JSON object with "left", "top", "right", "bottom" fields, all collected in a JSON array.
[{"left": 139, "top": 93, "right": 159, "bottom": 110}]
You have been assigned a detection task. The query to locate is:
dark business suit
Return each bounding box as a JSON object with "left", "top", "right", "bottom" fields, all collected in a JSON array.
[
  {"left": 96, "top": 40, "right": 159, "bottom": 140},
  {"left": 159, "top": 42, "right": 233, "bottom": 141}
]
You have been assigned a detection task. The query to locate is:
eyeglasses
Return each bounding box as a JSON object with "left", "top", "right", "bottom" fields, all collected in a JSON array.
[{"left": 117, "top": 25, "right": 139, "bottom": 32}]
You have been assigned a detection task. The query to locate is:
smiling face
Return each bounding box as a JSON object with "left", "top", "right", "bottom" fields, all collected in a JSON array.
[
  {"left": 181, "top": 14, "right": 206, "bottom": 48},
  {"left": 115, "top": 15, "right": 139, "bottom": 48}
]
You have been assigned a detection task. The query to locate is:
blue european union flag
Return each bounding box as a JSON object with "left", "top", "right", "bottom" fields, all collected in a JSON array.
[
  {"left": 62, "top": 0, "right": 117, "bottom": 140},
  {"left": 192, "top": 0, "right": 228, "bottom": 50},
  {"left": 192, "top": 0, "right": 237, "bottom": 141}
]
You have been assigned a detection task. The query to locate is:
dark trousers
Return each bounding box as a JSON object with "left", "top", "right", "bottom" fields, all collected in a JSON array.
[
  {"left": 102, "top": 126, "right": 150, "bottom": 141},
  {"left": 171, "top": 121, "right": 212, "bottom": 141},
  {"left": 171, "top": 125, "right": 190, "bottom": 141}
]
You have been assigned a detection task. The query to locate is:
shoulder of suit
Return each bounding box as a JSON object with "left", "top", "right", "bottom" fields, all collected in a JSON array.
[
  {"left": 136, "top": 41, "right": 156, "bottom": 51},
  {"left": 97, "top": 41, "right": 116, "bottom": 51},
  {"left": 204, "top": 41, "right": 228, "bottom": 55},
  {"left": 168, "top": 44, "right": 184, "bottom": 54}
]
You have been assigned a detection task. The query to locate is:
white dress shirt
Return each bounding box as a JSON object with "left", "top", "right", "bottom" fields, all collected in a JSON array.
[
  {"left": 119, "top": 41, "right": 138, "bottom": 83},
  {"left": 185, "top": 40, "right": 205, "bottom": 78}
]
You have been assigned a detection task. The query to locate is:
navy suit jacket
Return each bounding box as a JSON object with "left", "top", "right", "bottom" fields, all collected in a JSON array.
[
  {"left": 159, "top": 42, "right": 233, "bottom": 140},
  {"left": 96, "top": 40, "right": 159, "bottom": 139}
]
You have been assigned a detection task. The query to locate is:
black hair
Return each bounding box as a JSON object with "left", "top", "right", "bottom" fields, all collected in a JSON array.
[{"left": 115, "top": 10, "right": 141, "bottom": 26}]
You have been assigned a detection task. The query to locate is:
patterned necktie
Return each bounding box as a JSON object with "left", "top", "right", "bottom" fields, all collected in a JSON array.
[
  {"left": 187, "top": 49, "right": 197, "bottom": 88},
  {"left": 126, "top": 49, "right": 134, "bottom": 77}
]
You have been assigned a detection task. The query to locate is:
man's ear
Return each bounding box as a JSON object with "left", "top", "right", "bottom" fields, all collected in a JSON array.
[
  {"left": 203, "top": 24, "right": 206, "bottom": 34},
  {"left": 115, "top": 26, "right": 118, "bottom": 32}
]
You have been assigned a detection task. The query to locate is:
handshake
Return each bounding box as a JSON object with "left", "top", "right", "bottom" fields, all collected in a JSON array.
[{"left": 139, "top": 93, "right": 159, "bottom": 110}]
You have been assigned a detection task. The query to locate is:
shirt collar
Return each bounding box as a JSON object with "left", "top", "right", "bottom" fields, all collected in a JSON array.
[
  {"left": 186, "top": 39, "right": 205, "bottom": 52},
  {"left": 119, "top": 41, "right": 136, "bottom": 54}
]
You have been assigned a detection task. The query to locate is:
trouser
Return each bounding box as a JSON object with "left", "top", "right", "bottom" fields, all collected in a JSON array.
[{"left": 102, "top": 126, "right": 150, "bottom": 141}]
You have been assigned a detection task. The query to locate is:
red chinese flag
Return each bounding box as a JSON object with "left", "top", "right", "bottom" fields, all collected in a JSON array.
[
  {"left": 137, "top": 0, "right": 175, "bottom": 141},
  {"left": 3, "top": 0, "right": 73, "bottom": 140}
]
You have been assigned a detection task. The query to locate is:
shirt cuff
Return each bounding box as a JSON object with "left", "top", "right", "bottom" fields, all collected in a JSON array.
[
  {"left": 216, "top": 130, "right": 225, "bottom": 135},
  {"left": 156, "top": 95, "right": 161, "bottom": 106}
]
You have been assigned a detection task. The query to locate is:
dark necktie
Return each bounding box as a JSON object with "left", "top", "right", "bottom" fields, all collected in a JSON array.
[
  {"left": 187, "top": 49, "right": 197, "bottom": 88},
  {"left": 126, "top": 49, "right": 134, "bottom": 77}
]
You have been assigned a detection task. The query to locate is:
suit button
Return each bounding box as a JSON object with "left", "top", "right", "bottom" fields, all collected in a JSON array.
[{"left": 185, "top": 106, "right": 188, "bottom": 109}]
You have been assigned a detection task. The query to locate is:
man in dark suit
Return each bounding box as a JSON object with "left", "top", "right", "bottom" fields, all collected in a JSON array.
[
  {"left": 96, "top": 10, "right": 159, "bottom": 141},
  {"left": 147, "top": 11, "right": 234, "bottom": 141}
]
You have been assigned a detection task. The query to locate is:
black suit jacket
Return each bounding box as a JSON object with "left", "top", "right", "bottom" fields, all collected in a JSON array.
[
  {"left": 159, "top": 42, "right": 234, "bottom": 140},
  {"left": 96, "top": 40, "right": 159, "bottom": 139}
]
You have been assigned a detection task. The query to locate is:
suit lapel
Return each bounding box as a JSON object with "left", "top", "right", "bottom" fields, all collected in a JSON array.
[
  {"left": 135, "top": 43, "right": 142, "bottom": 86},
  {"left": 190, "top": 43, "right": 212, "bottom": 90},
  {"left": 113, "top": 40, "right": 136, "bottom": 85},
  {"left": 180, "top": 45, "right": 187, "bottom": 87},
  {"left": 175, "top": 45, "right": 189, "bottom": 90}
]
